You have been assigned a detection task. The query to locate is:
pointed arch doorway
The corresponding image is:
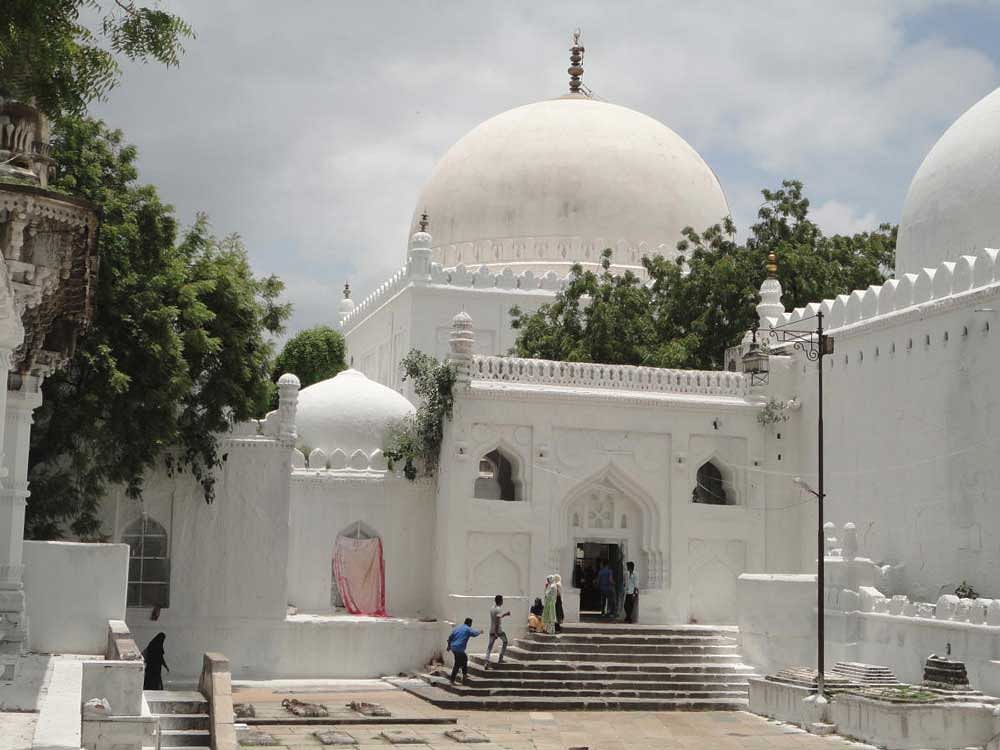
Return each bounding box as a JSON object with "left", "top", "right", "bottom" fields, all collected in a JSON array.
[{"left": 567, "top": 483, "right": 643, "bottom": 620}]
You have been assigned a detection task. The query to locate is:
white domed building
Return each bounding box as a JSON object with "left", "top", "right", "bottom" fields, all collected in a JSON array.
[
  {"left": 896, "top": 86, "right": 1000, "bottom": 275},
  {"left": 341, "top": 49, "right": 730, "bottom": 385}
]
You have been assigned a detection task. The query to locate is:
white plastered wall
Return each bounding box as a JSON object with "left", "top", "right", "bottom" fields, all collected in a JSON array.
[
  {"left": 286, "top": 472, "right": 435, "bottom": 617},
  {"left": 432, "top": 380, "right": 797, "bottom": 627}
]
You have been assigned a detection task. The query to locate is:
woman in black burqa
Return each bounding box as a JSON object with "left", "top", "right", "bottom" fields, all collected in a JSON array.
[{"left": 142, "top": 632, "right": 169, "bottom": 690}]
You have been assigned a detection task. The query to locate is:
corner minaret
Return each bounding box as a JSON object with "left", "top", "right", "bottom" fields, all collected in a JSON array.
[
  {"left": 568, "top": 30, "right": 585, "bottom": 94},
  {"left": 756, "top": 250, "right": 785, "bottom": 327},
  {"left": 337, "top": 282, "right": 355, "bottom": 329},
  {"left": 408, "top": 211, "right": 432, "bottom": 283}
]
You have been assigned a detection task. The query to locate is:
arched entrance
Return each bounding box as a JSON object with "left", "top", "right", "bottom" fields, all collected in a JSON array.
[{"left": 565, "top": 483, "right": 643, "bottom": 620}]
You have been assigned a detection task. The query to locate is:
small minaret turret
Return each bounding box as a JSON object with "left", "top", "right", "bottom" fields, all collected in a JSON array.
[
  {"left": 277, "top": 372, "right": 300, "bottom": 442},
  {"left": 448, "top": 311, "right": 475, "bottom": 386},
  {"left": 337, "top": 282, "right": 355, "bottom": 329},
  {"left": 408, "top": 211, "right": 433, "bottom": 283},
  {"left": 756, "top": 250, "right": 785, "bottom": 327}
]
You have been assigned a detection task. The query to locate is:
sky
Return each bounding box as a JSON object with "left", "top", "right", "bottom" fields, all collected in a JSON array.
[{"left": 90, "top": 0, "right": 1000, "bottom": 337}]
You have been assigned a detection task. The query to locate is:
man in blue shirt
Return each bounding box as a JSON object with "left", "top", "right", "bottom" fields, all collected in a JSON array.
[{"left": 446, "top": 617, "right": 481, "bottom": 684}]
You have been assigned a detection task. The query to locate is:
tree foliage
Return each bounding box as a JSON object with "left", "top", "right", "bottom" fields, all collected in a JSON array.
[
  {"left": 383, "top": 350, "right": 456, "bottom": 481},
  {"left": 272, "top": 326, "right": 347, "bottom": 391},
  {"left": 0, "top": 0, "right": 193, "bottom": 117},
  {"left": 25, "top": 116, "right": 289, "bottom": 539},
  {"left": 511, "top": 180, "right": 896, "bottom": 370}
]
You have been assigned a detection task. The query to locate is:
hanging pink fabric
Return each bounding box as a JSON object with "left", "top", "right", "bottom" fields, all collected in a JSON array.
[{"left": 333, "top": 535, "right": 387, "bottom": 616}]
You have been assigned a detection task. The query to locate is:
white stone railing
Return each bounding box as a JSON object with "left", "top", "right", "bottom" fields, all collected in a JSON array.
[{"left": 471, "top": 355, "right": 750, "bottom": 397}]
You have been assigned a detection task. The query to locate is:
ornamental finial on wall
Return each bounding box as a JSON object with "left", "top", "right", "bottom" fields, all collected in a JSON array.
[
  {"left": 418, "top": 211, "right": 429, "bottom": 233},
  {"left": 343, "top": 282, "right": 351, "bottom": 299},
  {"left": 568, "top": 29, "right": 585, "bottom": 94},
  {"left": 766, "top": 250, "right": 778, "bottom": 278}
]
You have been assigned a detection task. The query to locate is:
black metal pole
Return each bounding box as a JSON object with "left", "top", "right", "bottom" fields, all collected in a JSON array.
[{"left": 816, "top": 311, "right": 825, "bottom": 699}]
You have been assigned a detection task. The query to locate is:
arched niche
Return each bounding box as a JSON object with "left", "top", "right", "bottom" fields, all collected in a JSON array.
[
  {"left": 692, "top": 460, "right": 736, "bottom": 505},
  {"left": 474, "top": 446, "right": 524, "bottom": 501}
]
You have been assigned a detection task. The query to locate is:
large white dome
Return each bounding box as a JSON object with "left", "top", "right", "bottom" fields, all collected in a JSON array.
[
  {"left": 897, "top": 86, "right": 1000, "bottom": 275},
  {"left": 295, "top": 369, "right": 414, "bottom": 458},
  {"left": 411, "top": 95, "right": 730, "bottom": 274}
]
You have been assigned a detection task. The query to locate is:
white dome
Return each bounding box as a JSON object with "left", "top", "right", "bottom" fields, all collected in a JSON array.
[
  {"left": 411, "top": 96, "right": 730, "bottom": 274},
  {"left": 897, "top": 86, "right": 1000, "bottom": 275},
  {"left": 295, "top": 369, "right": 414, "bottom": 457}
]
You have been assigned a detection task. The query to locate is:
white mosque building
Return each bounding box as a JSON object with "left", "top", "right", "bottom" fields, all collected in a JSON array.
[{"left": 7, "top": 42, "right": 1000, "bottom": 698}]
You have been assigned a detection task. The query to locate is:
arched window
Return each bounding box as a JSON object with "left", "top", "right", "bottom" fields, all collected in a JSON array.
[
  {"left": 692, "top": 461, "right": 731, "bottom": 505},
  {"left": 122, "top": 515, "right": 170, "bottom": 608},
  {"left": 473, "top": 448, "right": 522, "bottom": 501}
]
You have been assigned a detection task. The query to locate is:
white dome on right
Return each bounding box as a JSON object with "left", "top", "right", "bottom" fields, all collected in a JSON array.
[{"left": 897, "top": 86, "right": 1000, "bottom": 276}]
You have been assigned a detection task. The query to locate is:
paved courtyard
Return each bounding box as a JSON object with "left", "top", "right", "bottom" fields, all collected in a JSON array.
[{"left": 231, "top": 680, "right": 874, "bottom": 750}]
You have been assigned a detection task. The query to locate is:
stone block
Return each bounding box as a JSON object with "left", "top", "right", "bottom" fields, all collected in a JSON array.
[
  {"left": 445, "top": 729, "right": 490, "bottom": 743},
  {"left": 987, "top": 600, "right": 1000, "bottom": 626},
  {"left": 380, "top": 729, "right": 426, "bottom": 744},
  {"left": 315, "top": 730, "right": 357, "bottom": 745},
  {"left": 935, "top": 594, "right": 959, "bottom": 620},
  {"left": 888, "top": 595, "right": 908, "bottom": 615},
  {"left": 860, "top": 586, "right": 885, "bottom": 613},
  {"left": 955, "top": 598, "right": 973, "bottom": 621}
]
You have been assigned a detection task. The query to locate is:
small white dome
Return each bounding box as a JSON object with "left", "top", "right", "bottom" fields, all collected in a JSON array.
[
  {"left": 897, "top": 86, "right": 1000, "bottom": 275},
  {"left": 295, "top": 369, "right": 414, "bottom": 457},
  {"left": 411, "top": 96, "right": 729, "bottom": 274}
]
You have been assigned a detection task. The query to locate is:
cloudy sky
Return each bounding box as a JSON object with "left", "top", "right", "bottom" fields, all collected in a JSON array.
[{"left": 91, "top": 1, "right": 1000, "bottom": 336}]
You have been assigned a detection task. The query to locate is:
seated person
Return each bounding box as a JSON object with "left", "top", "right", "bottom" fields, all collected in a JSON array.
[{"left": 528, "top": 597, "right": 545, "bottom": 632}]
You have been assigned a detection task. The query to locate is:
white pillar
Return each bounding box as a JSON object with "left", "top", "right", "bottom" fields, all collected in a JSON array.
[
  {"left": 0, "top": 369, "right": 41, "bottom": 670},
  {"left": 447, "top": 311, "right": 475, "bottom": 385}
]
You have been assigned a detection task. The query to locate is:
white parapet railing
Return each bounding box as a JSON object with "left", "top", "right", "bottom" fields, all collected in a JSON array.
[{"left": 471, "top": 355, "right": 750, "bottom": 397}]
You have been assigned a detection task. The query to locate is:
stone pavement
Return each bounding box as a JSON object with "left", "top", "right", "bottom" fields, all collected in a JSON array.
[
  {"left": 0, "top": 712, "right": 37, "bottom": 750},
  {"left": 231, "top": 681, "right": 875, "bottom": 750}
]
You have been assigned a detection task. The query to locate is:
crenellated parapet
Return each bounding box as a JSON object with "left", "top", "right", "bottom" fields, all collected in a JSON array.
[
  {"left": 340, "top": 261, "right": 572, "bottom": 332},
  {"left": 775, "top": 247, "right": 1000, "bottom": 336},
  {"left": 432, "top": 235, "right": 680, "bottom": 271}
]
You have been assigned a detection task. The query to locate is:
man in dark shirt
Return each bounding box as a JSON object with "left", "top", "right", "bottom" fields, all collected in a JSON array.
[
  {"left": 446, "top": 617, "right": 481, "bottom": 684},
  {"left": 597, "top": 560, "right": 615, "bottom": 617}
]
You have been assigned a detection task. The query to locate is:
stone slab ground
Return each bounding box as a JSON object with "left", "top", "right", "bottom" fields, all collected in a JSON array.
[{"left": 229, "top": 681, "right": 876, "bottom": 750}]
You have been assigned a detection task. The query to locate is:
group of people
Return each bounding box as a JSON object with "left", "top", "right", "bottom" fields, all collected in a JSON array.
[
  {"left": 595, "top": 560, "right": 640, "bottom": 623},
  {"left": 445, "top": 565, "right": 639, "bottom": 684},
  {"left": 528, "top": 573, "right": 564, "bottom": 634}
]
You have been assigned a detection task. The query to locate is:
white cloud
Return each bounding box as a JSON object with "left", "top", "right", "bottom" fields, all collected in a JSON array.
[{"left": 810, "top": 200, "right": 882, "bottom": 237}]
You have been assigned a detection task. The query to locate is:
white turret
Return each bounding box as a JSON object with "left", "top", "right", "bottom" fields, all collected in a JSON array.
[
  {"left": 407, "top": 212, "right": 432, "bottom": 283},
  {"left": 337, "top": 282, "right": 355, "bottom": 329},
  {"left": 756, "top": 251, "right": 784, "bottom": 328}
]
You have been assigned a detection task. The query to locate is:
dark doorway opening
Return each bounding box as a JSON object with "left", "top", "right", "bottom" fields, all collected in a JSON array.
[{"left": 573, "top": 541, "right": 623, "bottom": 620}]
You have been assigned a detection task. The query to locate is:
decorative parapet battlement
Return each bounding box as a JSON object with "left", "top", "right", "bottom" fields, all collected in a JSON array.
[
  {"left": 775, "top": 247, "right": 1000, "bottom": 336},
  {"left": 340, "top": 262, "right": 572, "bottom": 332},
  {"left": 471, "top": 355, "right": 751, "bottom": 397}
]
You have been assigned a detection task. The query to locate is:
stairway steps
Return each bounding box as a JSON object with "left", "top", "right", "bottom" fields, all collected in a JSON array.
[
  {"left": 412, "top": 625, "right": 756, "bottom": 711},
  {"left": 159, "top": 728, "right": 212, "bottom": 748},
  {"left": 451, "top": 677, "right": 750, "bottom": 691},
  {"left": 522, "top": 634, "right": 738, "bottom": 646},
  {"left": 504, "top": 646, "right": 743, "bottom": 664},
  {"left": 156, "top": 713, "right": 211, "bottom": 731}
]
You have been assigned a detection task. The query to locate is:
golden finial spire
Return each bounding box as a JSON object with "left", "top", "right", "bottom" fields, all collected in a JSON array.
[
  {"left": 766, "top": 250, "right": 778, "bottom": 278},
  {"left": 568, "top": 29, "right": 585, "bottom": 94}
]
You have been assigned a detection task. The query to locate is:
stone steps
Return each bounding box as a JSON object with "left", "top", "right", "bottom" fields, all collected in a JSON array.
[
  {"left": 145, "top": 690, "right": 211, "bottom": 749},
  {"left": 409, "top": 624, "right": 757, "bottom": 711},
  {"left": 505, "top": 644, "right": 743, "bottom": 664}
]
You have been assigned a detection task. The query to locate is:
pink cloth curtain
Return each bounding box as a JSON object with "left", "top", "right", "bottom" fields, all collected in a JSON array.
[{"left": 333, "top": 536, "right": 387, "bottom": 616}]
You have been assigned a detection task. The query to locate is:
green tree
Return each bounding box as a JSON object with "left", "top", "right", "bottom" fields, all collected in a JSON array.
[
  {"left": 0, "top": 0, "right": 193, "bottom": 117},
  {"left": 25, "top": 116, "right": 289, "bottom": 539},
  {"left": 272, "top": 326, "right": 347, "bottom": 391},
  {"left": 511, "top": 180, "right": 896, "bottom": 371}
]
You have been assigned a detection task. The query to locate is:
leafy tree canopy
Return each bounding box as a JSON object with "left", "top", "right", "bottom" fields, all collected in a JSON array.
[
  {"left": 272, "top": 325, "right": 347, "bottom": 392},
  {"left": 0, "top": 0, "right": 193, "bottom": 117},
  {"left": 511, "top": 180, "right": 896, "bottom": 370},
  {"left": 25, "top": 116, "right": 290, "bottom": 539}
]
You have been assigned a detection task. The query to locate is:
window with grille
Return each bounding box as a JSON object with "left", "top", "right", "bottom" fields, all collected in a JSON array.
[{"left": 122, "top": 515, "right": 170, "bottom": 608}]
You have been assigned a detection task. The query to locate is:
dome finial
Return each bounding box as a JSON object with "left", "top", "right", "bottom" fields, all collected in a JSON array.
[
  {"left": 568, "top": 29, "right": 585, "bottom": 94},
  {"left": 418, "top": 210, "right": 429, "bottom": 233},
  {"left": 766, "top": 250, "right": 778, "bottom": 278},
  {"left": 343, "top": 282, "right": 351, "bottom": 299}
]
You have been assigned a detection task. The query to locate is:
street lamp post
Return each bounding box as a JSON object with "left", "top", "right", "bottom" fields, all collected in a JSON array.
[{"left": 744, "top": 312, "right": 833, "bottom": 698}]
